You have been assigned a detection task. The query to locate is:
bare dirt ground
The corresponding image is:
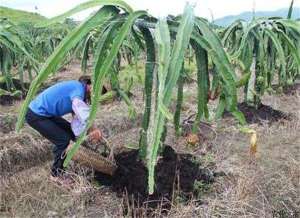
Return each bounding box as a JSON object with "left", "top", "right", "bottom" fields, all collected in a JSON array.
[{"left": 0, "top": 61, "right": 299, "bottom": 217}]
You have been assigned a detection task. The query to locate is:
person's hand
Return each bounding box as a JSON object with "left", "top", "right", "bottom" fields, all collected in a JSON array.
[{"left": 88, "top": 129, "right": 102, "bottom": 144}]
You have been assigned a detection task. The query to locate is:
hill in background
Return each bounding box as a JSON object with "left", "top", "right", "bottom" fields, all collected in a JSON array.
[
  {"left": 1, "top": 5, "right": 299, "bottom": 26},
  {"left": 215, "top": 8, "right": 300, "bottom": 26},
  {"left": 0, "top": 6, "right": 47, "bottom": 24}
]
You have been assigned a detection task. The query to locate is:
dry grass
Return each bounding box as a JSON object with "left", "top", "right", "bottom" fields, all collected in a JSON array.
[
  {"left": 0, "top": 131, "right": 52, "bottom": 176},
  {"left": 165, "top": 119, "right": 300, "bottom": 218},
  {"left": 164, "top": 82, "right": 300, "bottom": 218},
  {"left": 1, "top": 163, "right": 123, "bottom": 217}
]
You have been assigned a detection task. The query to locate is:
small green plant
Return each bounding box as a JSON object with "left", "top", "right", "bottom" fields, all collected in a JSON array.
[
  {"left": 200, "top": 153, "right": 216, "bottom": 168},
  {"left": 193, "top": 180, "right": 211, "bottom": 198}
]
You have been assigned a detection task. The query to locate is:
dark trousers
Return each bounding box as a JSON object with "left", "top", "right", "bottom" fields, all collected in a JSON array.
[{"left": 25, "top": 109, "right": 75, "bottom": 176}]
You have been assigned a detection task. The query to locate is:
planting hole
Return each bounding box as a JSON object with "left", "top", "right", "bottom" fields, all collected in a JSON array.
[{"left": 95, "top": 146, "right": 216, "bottom": 216}]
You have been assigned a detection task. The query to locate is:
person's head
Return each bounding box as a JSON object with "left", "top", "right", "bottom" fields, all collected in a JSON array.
[{"left": 78, "top": 75, "right": 92, "bottom": 104}]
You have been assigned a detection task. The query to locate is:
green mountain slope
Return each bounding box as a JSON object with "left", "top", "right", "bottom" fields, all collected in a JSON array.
[
  {"left": 215, "top": 8, "right": 300, "bottom": 26},
  {"left": 0, "top": 6, "right": 47, "bottom": 24}
]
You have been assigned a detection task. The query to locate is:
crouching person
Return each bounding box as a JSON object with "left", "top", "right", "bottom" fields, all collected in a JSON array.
[{"left": 25, "top": 75, "right": 102, "bottom": 185}]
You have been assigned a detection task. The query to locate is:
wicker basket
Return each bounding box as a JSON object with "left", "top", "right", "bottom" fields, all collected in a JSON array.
[{"left": 73, "top": 146, "right": 117, "bottom": 176}]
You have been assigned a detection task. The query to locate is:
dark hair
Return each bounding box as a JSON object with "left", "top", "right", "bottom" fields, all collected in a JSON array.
[
  {"left": 78, "top": 75, "right": 91, "bottom": 104},
  {"left": 78, "top": 75, "right": 91, "bottom": 85}
]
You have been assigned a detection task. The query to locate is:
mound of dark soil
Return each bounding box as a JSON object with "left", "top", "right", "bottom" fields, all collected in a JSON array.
[
  {"left": 95, "top": 146, "right": 215, "bottom": 215},
  {"left": 0, "top": 78, "right": 29, "bottom": 91},
  {"left": 0, "top": 79, "right": 29, "bottom": 105},
  {"left": 225, "top": 103, "right": 291, "bottom": 124},
  {"left": 0, "top": 95, "right": 22, "bottom": 106},
  {"left": 283, "top": 83, "right": 300, "bottom": 96}
]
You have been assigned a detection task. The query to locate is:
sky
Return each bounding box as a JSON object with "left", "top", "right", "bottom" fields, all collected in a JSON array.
[{"left": 1, "top": 0, "right": 299, "bottom": 21}]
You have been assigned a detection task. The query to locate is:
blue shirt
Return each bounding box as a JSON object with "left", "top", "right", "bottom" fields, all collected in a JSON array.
[{"left": 29, "top": 80, "right": 85, "bottom": 117}]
